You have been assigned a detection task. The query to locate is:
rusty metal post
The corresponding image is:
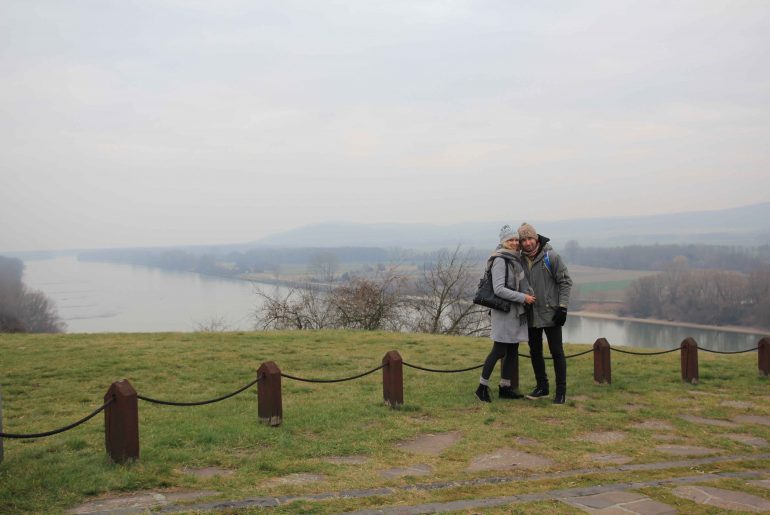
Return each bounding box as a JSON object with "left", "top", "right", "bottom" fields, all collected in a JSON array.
[
  {"left": 759, "top": 337, "right": 770, "bottom": 378},
  {"left": 257, "top": 361, "right": 282, "bottom": 426},
  {"left": 680, "top": 337, "right": 699, "bottom": 384},
  {"left": 382, "top": 350, "right": 403, "bottom": 408},
  {"left": 593, "top": 338, "right": 611, "bottom": 385},
  {"left": 104, "top": 380, "right": 139, "bottom": 464}
]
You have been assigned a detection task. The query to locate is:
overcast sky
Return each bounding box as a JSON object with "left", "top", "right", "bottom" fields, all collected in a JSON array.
[{"left": 2, "top": 0, "right": 769, "bottom": 252}]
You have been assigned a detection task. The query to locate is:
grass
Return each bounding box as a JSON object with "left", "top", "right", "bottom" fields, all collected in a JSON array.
[{"left": 1, "top": 330, "right": 768, "bottom": 514}]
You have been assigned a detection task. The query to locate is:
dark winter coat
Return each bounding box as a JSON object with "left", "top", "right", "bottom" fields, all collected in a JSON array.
[{"left": 522, "top": 235, "right": 572, "bottom": 328}]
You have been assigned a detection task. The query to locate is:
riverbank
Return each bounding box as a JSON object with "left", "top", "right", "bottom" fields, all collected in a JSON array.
[{"left": 572, "top": 310, "right": 769, "bottom": 337}]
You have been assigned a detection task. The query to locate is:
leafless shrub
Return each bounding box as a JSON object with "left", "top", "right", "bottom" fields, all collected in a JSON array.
[
  {"left": 194, "top": 315, "right": 231, "bottom": 332},
  {"left": 410, "top": 245, "right": 490, "bottom": 336},
  {"left": 255, "top": 283, "right": 337, "bottom": 330},
  {"left": 329, "top": 268, "right": 406, "bottom": 330},
  {"left": 255, "top": 268, "right": 407, "bottom": 331}
]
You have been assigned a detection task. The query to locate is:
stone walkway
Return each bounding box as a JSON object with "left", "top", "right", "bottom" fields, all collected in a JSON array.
[
  {"left": 66, "top": 413, "right": 770, "bottom": 514},
  {"left": 67, "top": 454, "right": 770, "bottom": 514}
]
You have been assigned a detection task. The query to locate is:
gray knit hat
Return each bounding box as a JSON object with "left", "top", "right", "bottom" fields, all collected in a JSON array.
[
  {"left": 518, "top": 222, "right": 537, "bottom": 240},
  {"left": 499, "top": 224, "right": 519, "bottom": 244}
]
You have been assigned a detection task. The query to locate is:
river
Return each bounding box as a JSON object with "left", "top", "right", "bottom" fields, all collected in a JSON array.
[{"left": 21, "top": 256, "right": 767, "bottom": 351}]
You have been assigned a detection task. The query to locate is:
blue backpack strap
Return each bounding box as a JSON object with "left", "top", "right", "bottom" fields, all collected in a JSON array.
[{"left": 543, "top": 251, "right": 556, "bottom": 277}]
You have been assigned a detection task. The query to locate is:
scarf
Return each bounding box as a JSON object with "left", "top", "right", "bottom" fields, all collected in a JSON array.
[
  {"left": 524, "top": 240, "right": 541, "bottom": 260},
  {"left": 488, "top": 248, "right": 520, "bottom": 271}
]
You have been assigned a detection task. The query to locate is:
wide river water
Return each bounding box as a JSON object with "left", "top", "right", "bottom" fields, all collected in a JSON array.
[{"left": 22, "top": 256, "right": 767, "bottom": 351}]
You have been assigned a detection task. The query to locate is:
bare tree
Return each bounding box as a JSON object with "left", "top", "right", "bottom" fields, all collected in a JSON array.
[
  {"left": 0, "top": 256, "right": 65, "bottom": 333},
  {"left": 410, "top": 246, "right": 489, "bottom": 336},
  {"left": 309, "top": 251, "right": 340, "bottom": 284},
  {"left": 15, "top": 287, "right": 66, "bottom": 333}
]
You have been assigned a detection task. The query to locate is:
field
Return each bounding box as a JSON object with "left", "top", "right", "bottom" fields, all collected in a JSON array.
[{"left": 1, "top": 330, "right": 768, "bottom": 513}]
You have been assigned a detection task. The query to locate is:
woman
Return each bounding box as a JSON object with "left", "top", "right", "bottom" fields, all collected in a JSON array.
[{"left": 475, "top": 225, "right": 536, "bottom": 402}]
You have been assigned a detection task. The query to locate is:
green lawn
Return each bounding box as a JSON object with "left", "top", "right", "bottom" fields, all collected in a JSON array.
[{"left": 1, "top": 331, "right": 768, "bottom": 513}]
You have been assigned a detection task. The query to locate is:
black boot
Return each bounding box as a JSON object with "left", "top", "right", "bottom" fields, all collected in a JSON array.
[
  {"left": 553, "top": 389, "right": 566, "bottom": 404},
  {"left": 499, "top": 385, "right": 524, "bottom": 399},
  {"left": 525, "top": 385, "right": 549, "bottom": 399},
  {"left": 475, "top": 384, "right": 491, "bottom": 403}
]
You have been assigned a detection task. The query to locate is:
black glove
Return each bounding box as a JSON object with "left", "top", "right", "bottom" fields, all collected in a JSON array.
[{"left": 553, "top": 306, "right": 568, "bottom": 326}]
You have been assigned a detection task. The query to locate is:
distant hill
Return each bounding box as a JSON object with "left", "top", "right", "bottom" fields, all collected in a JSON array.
[{"left": 254, "top": 202, "right": 770, "bottom": 249}]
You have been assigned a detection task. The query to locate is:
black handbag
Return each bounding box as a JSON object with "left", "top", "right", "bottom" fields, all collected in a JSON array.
[{"left": 473, "top": 258, "right": 511, "bottom": 312}]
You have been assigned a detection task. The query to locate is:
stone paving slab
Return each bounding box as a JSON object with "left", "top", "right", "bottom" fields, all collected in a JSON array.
[
  {"left": 395, "top": 431, "right": 462, "bottom": 456},
  {"left": 579, "top": 431, "right": 627, "bottom": 444},
  {"left": 680, "top": 414, "right": 739, "bottom": 428},
  {"left": 324, "top": 455, "right": 370, "bottom": 465},
  {"left": 720, "top": 400, "right": 756, "bottom": 409},
  {"left": 734, "top": 415, "right": 770, "bottom": 426},
  {"left": 512, "top": 436, "right": 539, "bottom": 446},
  {"left": 655, "top": 444, "right": 720, "bottom": 456},
  {"left": 262, "top": 473, "right": 325, "bottom": 488},
  {"left": 380, "top": 464, "right": 433, "bottom": 479},
  {"left": 586, "top": 453, "right": 633, "bottom": 465},
  {"left": 561, "top": 490, "right": 675, "bottom": 514},
  {"left": 69, "top": 490, "right": 219, "bottom": 514},
  {"left": 671, "top": 485, "right": 770, "bottom": 512},
  {"left": 466, "top": 447, "right": 553, "bottom": 472},
  {"left": 723, "top": 433, "right": 769, "bottom": 448},
  {"left": 748, "top": 479, "right": 770, "bottom": 489}
]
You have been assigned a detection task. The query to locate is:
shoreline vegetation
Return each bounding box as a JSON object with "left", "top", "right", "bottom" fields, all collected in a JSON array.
[{"left": 240, "top": 273, "right": 769, "bottom": 336}]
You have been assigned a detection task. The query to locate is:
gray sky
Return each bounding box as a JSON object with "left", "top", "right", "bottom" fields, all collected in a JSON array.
[{"left": 2, "top": 0, "right": 769, "bottom": 252}]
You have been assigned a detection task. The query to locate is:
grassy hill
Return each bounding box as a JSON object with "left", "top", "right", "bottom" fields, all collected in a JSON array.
[{"left": 1, "top": 331, "right": 768, "bottom": 513}]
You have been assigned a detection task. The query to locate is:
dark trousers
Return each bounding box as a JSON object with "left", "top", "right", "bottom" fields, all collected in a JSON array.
[
  {"left": 481, "top": 341, "right": 519, "bottom": 387},
  {"left": 528, "top": 326, "right": 566, "bottom": 393}
]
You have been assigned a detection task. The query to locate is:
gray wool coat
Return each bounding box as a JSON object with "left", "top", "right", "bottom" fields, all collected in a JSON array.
[{"left": 489, "top": 254, "right": 531, "bottom": 344}]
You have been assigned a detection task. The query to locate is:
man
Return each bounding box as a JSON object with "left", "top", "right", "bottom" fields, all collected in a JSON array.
[{"left": 518, "top": 222, "right": 572, "bottom": 404}]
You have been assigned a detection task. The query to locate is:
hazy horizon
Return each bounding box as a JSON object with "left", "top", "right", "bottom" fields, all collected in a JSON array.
[{"left": 3, "top": 1, "right": 770, "bottom": 253}]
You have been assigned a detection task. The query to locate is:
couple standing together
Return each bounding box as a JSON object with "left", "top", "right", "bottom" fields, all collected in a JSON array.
[{"left": 475, "top": 222, "right": 573, "bottom": 405}]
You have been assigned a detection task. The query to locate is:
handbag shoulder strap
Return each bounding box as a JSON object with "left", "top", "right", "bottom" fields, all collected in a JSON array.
[{"left": 487, "top": 256, "right": 511, "bottom": 286}]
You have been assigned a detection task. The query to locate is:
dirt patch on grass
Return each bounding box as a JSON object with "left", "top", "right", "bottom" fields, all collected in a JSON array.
[
  {"left": 466, "top": 448, "right": 553, "bottom": 472},
  {"left": 395, "top": 431, "right": 462, "bottom": 456},
  {"left": 180, "top": 467, "right": 234, "bottom": 479},
  {"left": 579, "top": 431, "right": 627, "bottom": 444}
]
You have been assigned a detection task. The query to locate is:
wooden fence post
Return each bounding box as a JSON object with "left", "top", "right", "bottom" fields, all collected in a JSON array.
[
  {"left": 759, "top": 337, "right": 770, "bottom": 378},
  {"left": 257, "top": 362, "right": 282, "bottom": 426},
  {"left": 680, "top": 337, "right": 699, "bottom": 384},
  {"left": 104, "top": 380, "right": 139, "bottom": 464},
  {"left": 593, "top": 338, "right": 611, "bottom": 385},
  {"left": 382, "top": 350, "right": 403, "bottom": 408},
  {"left": 1, "top": 385, "right": 4, "bottom": 465}
]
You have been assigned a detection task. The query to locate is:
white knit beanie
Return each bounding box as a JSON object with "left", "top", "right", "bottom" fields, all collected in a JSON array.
[{"left": 499, "top": 224, "right": 519, "bottom": 243}]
